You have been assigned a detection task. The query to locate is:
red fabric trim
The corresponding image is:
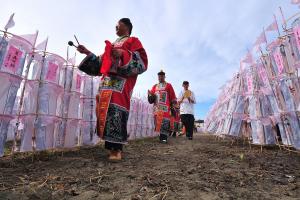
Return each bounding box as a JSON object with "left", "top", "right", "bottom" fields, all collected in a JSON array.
[
  {"left": 98, "top": 37, "right": 148, "bottom": 110},
  {"left": 100, "top": 40, "right": 112, "bottom": 76},
  {"left": 96, "top": 90, "right": 112, "bottom": 138}
]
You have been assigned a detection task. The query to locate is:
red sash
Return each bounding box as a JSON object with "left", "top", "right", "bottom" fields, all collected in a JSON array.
[
  {"left": 96, "top": 90, "right": 112, "bottom": 138},
  {"left": 155, "top": 110, "right": 164, "bottom": 132}
]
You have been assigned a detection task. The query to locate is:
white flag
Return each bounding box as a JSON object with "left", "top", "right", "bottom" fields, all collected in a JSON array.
[
  {"left": 19, "top": 31, "right": 38, "bottom": 46},
  {"left": 36, "top": 37, "right": 48, "bottom": 51},
  {"left": 254, "top": 30, "right": 267, "bottom": 46},
  {"left": 266, "top": 15, "right": 279, "bottom": 32},
  {"left": 4, "top": 13, "right": 15, "bottom": 30}
]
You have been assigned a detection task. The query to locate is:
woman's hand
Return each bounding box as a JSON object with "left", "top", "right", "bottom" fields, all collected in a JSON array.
[{"left": 77, "top": 45, "right": 91, "bottom": 55}]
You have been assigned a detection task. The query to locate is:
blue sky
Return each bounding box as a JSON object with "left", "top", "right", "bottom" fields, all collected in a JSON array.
[{"left": 1, "top": 0, "right": 299, "bottom": 119}]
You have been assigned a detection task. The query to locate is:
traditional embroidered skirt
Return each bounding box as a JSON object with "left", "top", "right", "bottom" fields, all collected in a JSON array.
[{"left": 103, "top": 104, "right": 129, "bottom": 144}]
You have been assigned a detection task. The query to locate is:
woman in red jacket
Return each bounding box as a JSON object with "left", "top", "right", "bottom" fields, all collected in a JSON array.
[
  {"left": 148, "top": 70, "right": 177, "bottom": 143},
  {"left": 77, "top": 18, "right": 148, "bottom": 161}
]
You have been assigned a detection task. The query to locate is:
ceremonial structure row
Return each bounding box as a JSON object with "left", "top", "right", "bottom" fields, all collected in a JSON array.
[
  {"left": 205, "top": 14, "right": 300, "bottom": 151},
  {"left": 0, "top": 31, "right": 156, "bottom": 157}
]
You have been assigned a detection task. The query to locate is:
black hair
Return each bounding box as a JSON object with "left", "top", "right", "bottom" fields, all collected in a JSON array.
[
  {"left": 158, "top": 70, "right": 165, "bottom": 75},
  {"left": 183, "top": 81, "right": 189, "bottom": 85},
  {"left": 119, "top": 18, "right": 133, "bottom": 35}
]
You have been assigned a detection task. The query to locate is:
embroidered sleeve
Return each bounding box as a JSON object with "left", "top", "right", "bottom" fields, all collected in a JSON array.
[
  {"left": 150, "top": 84, "right": 157, "bottom": 94},
  {"left": 117, "top": 51, "right": 147, "bottom": 76},
  {"left": 116, "top": 38, "right": 148, "bottom": 76},
  {"left": 78, "top": 53, "right": 102, "bottom": 76}
]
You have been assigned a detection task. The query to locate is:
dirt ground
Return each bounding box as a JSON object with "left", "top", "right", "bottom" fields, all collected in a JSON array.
[{"left": 0, "top": 133, "right": 299, "bottom": 200}]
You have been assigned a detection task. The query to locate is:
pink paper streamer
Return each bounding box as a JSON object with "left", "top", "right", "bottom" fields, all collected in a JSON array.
[
  {"left": 273, "top": 48, "right": 284, "bottom": 75},
  {"left": 46, "top": 62, "right": 58, "bottom": 82},
  {"left": 293, "top": 25, "right": 300, "bottom": 53},
  {"left": 3, "top": 45, "right": 23, "bottom": 73},
  {"left": 76, "top": 74, "right": 81, "bottom": 90}
]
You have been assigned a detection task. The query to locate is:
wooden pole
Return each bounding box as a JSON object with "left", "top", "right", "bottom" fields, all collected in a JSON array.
[
  {"left": 11, "top": 31, "right": 38, "bottom": 159},
  {"left": 31, "top": 37, "right": 48, "bottom": 161}
]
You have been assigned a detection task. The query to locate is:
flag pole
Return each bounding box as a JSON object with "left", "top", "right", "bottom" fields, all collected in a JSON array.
[
  {"left": 279, "top": 6, "right": 287, "bottom": 31},
  {"left": 90, "top": 75, "right": 94, "bottom": 142},
  {"left": 263, "top": 27, "right": 268, "bottom": 45},
  {"left": 58, "top": 46, "right": 69, "bottom": 149},
  {"left": 62, "top": 51, "right": 77, "bottom": 147},
  {"left": 274, "top": 14, "right": 281, "bottom": 37},
  {"left": 31, "top": 37, "right": 48, "bottom": 154},
  {"left": 11, "top": 30, "right": 39, "bottom": 156},
  {"left": 259, "top": 45, "right": 264, "bottom": 56}
]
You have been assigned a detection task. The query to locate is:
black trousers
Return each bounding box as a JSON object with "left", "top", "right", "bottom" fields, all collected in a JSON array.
[
  {"left": 105, "top": 141, "right": 123, "bottom": 151},
  {"left": 180, "top": 114, "right": 195, "bottom": 138}
]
